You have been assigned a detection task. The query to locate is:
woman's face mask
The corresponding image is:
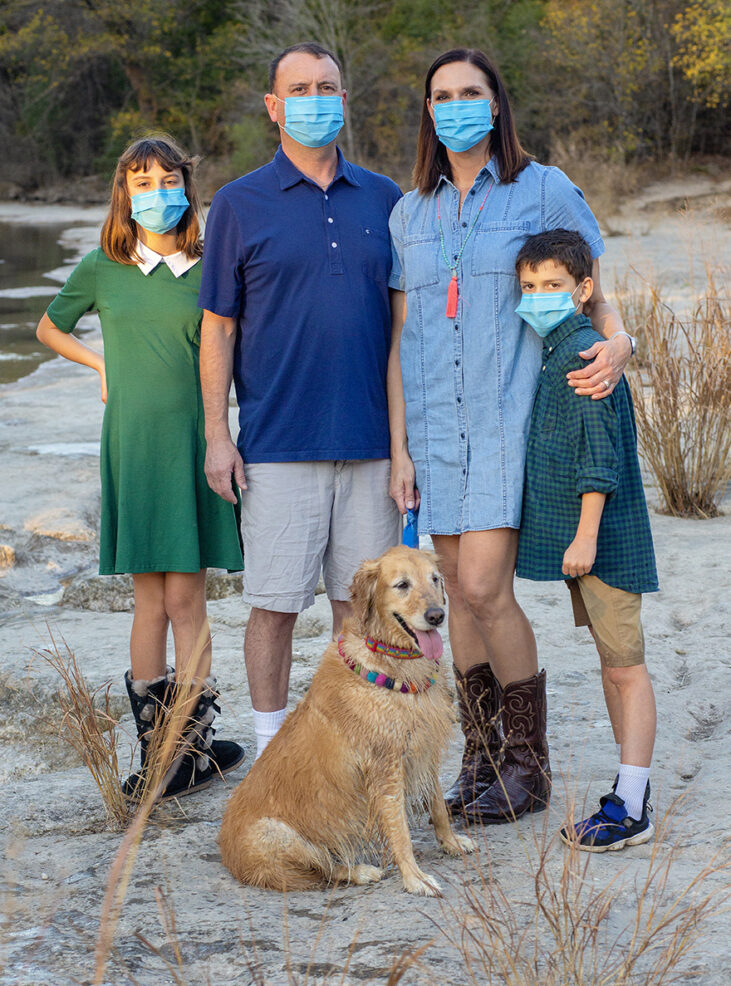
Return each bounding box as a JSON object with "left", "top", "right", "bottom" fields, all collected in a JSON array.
[
  {"left": 432, "top": 98, "right": 494, "bottom": 153},
  {"left": 278, "top": 95, "right": 344, "bottom": 148},
  {"left": 130, "top": 187, "right": 189, "bottom": 234},
  {"left": 515, "top": 282, "right": 584, "bottom": 337}
]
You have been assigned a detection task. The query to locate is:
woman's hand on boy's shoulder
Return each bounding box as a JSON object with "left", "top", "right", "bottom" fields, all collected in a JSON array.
[{"left": 566, "top": 333, "right": 632, "bottom": 400}]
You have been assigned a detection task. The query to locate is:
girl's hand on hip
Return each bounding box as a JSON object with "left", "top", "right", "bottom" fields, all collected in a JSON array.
[
  {"left": 566, "top": 333, "right": 633, "bottom": 399},
  {"left": 205, "top": 436, "right": 247, "bottom": 502},
  {"left": 389, "top": 452, "right": 420, "bottom": 514}
]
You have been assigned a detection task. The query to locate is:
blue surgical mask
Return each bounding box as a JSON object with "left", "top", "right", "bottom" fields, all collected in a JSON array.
[
  {"left": 433, "top": 99, "right": 493, "bottom": 153},
  {"left": 515, "top": 285, "right": 582, "bottom": 337},
  {"left": 130, "top": 187, "right": 189, "bottom": 234},
  {"left": 279, "top": 95, "right": 344, "bottom": 148}
]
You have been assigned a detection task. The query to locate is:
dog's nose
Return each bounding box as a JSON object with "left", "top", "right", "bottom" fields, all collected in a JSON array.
[{"left": 424, "top": 607, "right": 445, "bottom": 627}]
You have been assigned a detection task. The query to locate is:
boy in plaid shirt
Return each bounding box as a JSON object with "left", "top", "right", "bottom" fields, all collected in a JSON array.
[{"left": 515, "top": 229, "right": 659, "bottom": 851}]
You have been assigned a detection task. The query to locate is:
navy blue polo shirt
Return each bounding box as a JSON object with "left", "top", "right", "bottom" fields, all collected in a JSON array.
[{"left": 198, "top": 146, "right": 401, "bottom": 462}]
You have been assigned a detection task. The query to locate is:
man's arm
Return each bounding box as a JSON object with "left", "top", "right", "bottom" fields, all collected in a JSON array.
[
  {"left": 562, "top": 492, "right": 606, "bottom": 577},
  {"left": 200, "top": 310, "right": 246, "bottom": 503},
  {"left": 567, "top": 259, "right": 633, "bottom": 400}
]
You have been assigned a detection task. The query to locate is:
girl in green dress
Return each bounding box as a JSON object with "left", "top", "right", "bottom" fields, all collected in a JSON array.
[{"left": 37, "top": 136, "right": 245, "bottom": 801}]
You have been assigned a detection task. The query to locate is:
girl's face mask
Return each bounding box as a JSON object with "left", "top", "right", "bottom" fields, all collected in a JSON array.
[
  {"left": 130, "top": 187, "right": 189, "bottom": 234},
  {"left": 515, "top": 282, "right": 584, "bottom": 337}
]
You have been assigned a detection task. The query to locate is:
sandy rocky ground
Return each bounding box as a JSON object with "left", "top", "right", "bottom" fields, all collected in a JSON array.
[{"left": 0, "top": 179, "right": 730, "bottom": 985}]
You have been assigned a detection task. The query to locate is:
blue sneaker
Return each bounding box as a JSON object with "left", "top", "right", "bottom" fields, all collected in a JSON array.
[{"left": 560, "top": 783, "right": 653, "bottom": 852}]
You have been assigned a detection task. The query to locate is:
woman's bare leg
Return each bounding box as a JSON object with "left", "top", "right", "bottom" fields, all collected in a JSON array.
[
  {"left": 431, "top": 534, "right": 491, "bottom": 674},
  {"left": 432, "top": 529, "right": 536, "bottom": 686}
]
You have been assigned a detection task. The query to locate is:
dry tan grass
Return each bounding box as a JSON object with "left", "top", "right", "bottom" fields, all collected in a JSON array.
[
  {"left": 93, "top": 633, "right": 213, "bottom": 985},
  {"left": 628, "top": 264, "right": 731, "bottom": 517},
  {"left": 37, "top": 632, "right": 129, "bottom": 831},
  {"left": 438, "top": 795, "right": 729, "bottom": 986}
]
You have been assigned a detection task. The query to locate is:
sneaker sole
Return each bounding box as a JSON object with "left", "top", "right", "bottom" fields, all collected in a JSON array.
[{"left": 560, "top": 821, "right": 654, "bottom": 853}]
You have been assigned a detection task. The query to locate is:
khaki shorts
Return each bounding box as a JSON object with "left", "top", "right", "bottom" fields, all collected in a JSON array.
[
  {"left": 241, "top": 459, "right": 401, "bottom": 612},
  {"left": 565, "top": 575, "right": 645, "bottom": 667}
]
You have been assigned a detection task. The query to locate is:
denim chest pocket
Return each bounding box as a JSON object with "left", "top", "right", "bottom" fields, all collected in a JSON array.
[
  {"left": 361, "top": 225, "right": 390, "bottom": 282},
  {"left": 470, "top": 221, "right": 531, "bottom": 276},
  {"left": 402, "top": 235, "right": 440, "bottom": 290}
]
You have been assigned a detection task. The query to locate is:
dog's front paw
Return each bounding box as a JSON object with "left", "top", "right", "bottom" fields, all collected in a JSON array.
[
  {"left": 439, "top": 832, "right": 477, "bottom": 856},
  {"left": 350, "top": 864, "right": 383, "bottom": 885},
  {"left": 402, "top": 869, "right": 443, "bottom": 897}
]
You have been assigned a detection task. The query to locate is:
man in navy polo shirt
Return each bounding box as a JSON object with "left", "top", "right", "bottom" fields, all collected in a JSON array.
[{"left": 199, "top": 42, "right": 402, "bottom": 758}]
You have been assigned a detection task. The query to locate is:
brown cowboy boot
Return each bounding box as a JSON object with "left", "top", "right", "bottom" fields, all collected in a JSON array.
[
  {"left": 444, "top": 661, "right": 503, "bottom": 817},
  {"left": 462, "top": 669, "right": 551, "bottom": 824}
]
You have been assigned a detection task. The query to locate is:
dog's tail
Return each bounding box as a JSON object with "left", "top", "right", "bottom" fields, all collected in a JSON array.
[{"left": 220, "top": 816, "right": 334, "bottom": 891}]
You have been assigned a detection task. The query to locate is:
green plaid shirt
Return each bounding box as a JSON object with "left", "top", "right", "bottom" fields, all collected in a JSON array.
[{"left": 516, "top": 313, "right": 658, "bottom": 594}]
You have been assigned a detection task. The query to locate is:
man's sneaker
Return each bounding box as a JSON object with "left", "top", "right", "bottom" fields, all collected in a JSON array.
[{"left": 560, "top": 783, "right": 653, "bottom": 853}]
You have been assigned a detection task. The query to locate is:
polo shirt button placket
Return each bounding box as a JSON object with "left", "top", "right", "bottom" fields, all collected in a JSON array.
[{"left": 325, "top": 192, "right": 343, "bottom": 274}]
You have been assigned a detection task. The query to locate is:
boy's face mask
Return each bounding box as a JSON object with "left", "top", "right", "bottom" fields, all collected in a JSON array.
[
  {"left": 277, "top": 95, "right": 344, "bottom": 148},
  {"left": 130, "top": 187, "right": 189, "bottom": 234},
  {"left": 515, "top": 283, "right": 583, "bottom": 337}
]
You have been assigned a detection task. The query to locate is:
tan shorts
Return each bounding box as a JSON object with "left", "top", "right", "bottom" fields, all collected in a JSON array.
[
  {"left": 241, "top": 459, "right": 401, "bottom": 612},
  {"left": 565, "top": 575, "right": 645, "bottom": 667}
]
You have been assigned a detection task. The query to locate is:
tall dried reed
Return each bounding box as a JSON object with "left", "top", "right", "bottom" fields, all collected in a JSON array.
[
  {"left": 93, "top": 631, "right": 214, "bottom": 985},
  {"left": 37, "top": 632, "right": 129, "bottom": 830},
  {"left": 627, "top": 264, "right": 731, "bottom": 517}
]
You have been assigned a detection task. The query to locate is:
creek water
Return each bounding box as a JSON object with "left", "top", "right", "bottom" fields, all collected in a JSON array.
[{"left": 0, "top": 220, "right": 76, "bottom": 384}]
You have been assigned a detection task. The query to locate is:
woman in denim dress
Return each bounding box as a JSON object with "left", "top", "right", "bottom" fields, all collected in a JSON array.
[{"left": 387, "top": 49, "right": 634, "bottom": 824}]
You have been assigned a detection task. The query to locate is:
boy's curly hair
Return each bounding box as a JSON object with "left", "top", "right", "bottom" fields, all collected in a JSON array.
[{"left": 516, "top": 229, "right": 593, "bottom": 283}]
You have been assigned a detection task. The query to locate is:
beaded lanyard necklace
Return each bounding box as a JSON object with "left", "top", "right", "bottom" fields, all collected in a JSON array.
[
  {"left": 337, "top": 636, "right": 439, "bottom": 693},
  {"left": 437, "top": 179, "right": 494, "bottom": 318}
]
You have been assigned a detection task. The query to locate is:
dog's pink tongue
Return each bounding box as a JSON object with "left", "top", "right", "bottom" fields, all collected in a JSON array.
[{"left": 414, "top": 629, "right": 443, "bottom": 660}]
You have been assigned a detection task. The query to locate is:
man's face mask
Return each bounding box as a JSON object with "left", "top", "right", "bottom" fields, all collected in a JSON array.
[{"left": 278, "top": 95, "right": 344, "bottom": 148}]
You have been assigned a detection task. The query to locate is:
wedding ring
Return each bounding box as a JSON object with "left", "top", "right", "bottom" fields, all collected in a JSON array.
[{"left": 602, "top": 379, "right": 610, "bottom": 390}]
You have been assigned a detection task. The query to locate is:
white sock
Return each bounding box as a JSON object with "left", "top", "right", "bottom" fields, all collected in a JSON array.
[
  {"left": 615, "top": 763, "right": 651, "bottom": 820},
  {"left": 253, "top": 707, "right": 287, "bottom": 759}
]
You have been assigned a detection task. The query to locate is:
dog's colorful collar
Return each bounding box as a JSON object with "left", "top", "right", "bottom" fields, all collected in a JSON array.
[
  {"left": 364, "top": 635, "right": 425, "bottom": 660},
  {"left": 338, "top": 637, "right": 438, "bottom": 693}
]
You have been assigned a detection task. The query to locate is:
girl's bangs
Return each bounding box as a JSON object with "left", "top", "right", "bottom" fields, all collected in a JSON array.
[{"left": 122, "top": 140, "right": 188, "bottom": 175}]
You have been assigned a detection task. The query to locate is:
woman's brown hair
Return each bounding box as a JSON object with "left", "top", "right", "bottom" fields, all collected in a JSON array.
[
  {"left": 100, "top": 135, "right": 203, "bottom": 264},
  {"left": 413, "top": 48, "right": 531, "bottom": 195}
]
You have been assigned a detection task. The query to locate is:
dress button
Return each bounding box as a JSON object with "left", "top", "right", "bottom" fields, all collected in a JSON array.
[
  {"left": 469, "top": 189, "right": 475, "bottom": 195},
  {"left": 324, "top": 194, "right": 329, "bottom": 199},
  {"left": 542, "top": 365, "right": 546, "bottom": 371},
  {"left": 460, "top": 432, "right": 465, "bottom": 439},
  {"left": 328, "top": 217, "right": 334, "bottom": 224},
  {"left": 331, "top": 242, "right": 337, "bottom": 248},
  {"left": 462, "top": 221, "right": 467, "bottom": 228},
  {"left": 548, "top": 346, "right": 553, "bottom": 352},
  {"left": 457, "top": 396, "right": 462, "bottom": 403},
  {"left": 455, "top": 359, "right": 460, "bottom": 365},
  {"left": 462, "top": 468, "right": 466, "bottom": 475}
]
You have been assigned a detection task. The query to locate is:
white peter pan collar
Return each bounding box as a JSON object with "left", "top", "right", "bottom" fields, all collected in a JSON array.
[{"left": 135, "top": 239, "right": 199, "bottom": 278}]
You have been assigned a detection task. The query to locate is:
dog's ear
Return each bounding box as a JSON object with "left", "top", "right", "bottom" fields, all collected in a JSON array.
[{"left": 349, "top": 558, "right": 380, "bottom": 629}]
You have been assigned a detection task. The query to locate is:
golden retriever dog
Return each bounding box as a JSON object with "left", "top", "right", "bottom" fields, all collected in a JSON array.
[{"left": 219, "top": 545, "right": 476, "bottom": 895}]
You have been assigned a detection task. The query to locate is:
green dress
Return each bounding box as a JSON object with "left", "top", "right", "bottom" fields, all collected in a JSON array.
[{"left": 47, "top": 248, "right": 243, "bottom": 575}]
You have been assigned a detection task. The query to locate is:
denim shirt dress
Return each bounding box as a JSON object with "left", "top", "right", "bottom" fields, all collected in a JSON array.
[{"left": 388, "top": 158, "right": 604, "bottom": 535}]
